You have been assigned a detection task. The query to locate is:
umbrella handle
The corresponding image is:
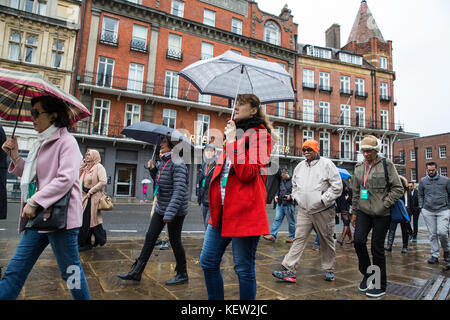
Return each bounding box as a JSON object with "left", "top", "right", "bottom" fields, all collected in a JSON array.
[
  {"left": 11, "top": 85, "right": 28, "bottom": 139},
  {"left": 230, "top": 65, "right": 244, "bottom": 120}
]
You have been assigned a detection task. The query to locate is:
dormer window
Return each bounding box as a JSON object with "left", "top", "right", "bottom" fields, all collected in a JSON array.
[
  {"left": 306, "top": 46, "right": 332, "bottom": 59},
  {"left": 264, "top": 21, "right": 280, "bottom": 45},
  {"left": 339, "top": 52, "right": 362, "bottom": 65}
]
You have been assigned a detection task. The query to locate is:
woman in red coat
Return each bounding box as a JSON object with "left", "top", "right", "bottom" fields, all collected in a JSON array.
[{"left": 199, "top": 94, "right": 273, "bottom": 300}]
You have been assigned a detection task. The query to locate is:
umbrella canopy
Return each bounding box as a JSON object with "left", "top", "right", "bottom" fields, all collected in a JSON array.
[
  {"left": 0, "top": 68, "right": 91, "bottom": 136},
  {"left": 121, "top": 121, "right": 193, "bottom": 147},
  {"left": 141, "top": 179, "right": 152, "bottom": 184},
  {"left": 338, "top": 168, "right": 352, "bottom": 180},
  {"left": 178, "top": 50, "right": 295, "bottom": 107}
]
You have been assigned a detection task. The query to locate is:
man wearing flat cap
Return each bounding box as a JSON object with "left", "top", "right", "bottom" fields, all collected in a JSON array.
[{"left": 272, "top": 139, "right": 342, "bottom": 283}]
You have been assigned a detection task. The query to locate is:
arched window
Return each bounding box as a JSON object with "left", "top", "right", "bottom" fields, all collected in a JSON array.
[{"left": 264, "top": 21, "right": 280, "bottom": 45}]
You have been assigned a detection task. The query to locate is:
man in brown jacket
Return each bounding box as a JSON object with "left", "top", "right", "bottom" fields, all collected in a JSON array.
[{"left": 351, "top": 135, "right": 404, "bottom": 298}]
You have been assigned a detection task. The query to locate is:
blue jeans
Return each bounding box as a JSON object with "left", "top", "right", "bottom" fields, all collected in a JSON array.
[
  {"left": 269, "top": 204, "right": 296, "bottom": 239},
  {"left": 0, "top": 228, "right": 91, "bottom": 300},
  {"left": 200, "top": 224, "right": 259, "bottom": 300}
]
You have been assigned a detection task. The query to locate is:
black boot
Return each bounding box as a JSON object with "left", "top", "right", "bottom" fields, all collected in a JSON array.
[
  {"left": 385, "top": 229, "right": 394, "bottom": 252},
  {"left": 117, "top": 259, "right": 147, "bottom": 281},
  {"left": 165, "top": 272, "right": 189, "bottom": 285}
]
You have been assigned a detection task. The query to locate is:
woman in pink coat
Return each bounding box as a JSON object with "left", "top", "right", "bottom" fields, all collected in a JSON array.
[
  {"left": 78, "top": 149, "right": 107, "bottom": 251},
  {"left": 0, "top": 95, "right": 90, "bottom": 300}
]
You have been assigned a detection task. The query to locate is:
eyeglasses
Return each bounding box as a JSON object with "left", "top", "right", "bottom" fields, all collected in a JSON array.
[
  {"left": 30, "top": 109, "right": 48, "bottom": 119},
  {"left": 302, "top": 148, "right": 314, "bottom": 152}
]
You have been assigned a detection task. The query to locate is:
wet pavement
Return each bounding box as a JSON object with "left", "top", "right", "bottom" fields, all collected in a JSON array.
[{"left": 0, "top": 230, "right": 448, "bottom": 300}]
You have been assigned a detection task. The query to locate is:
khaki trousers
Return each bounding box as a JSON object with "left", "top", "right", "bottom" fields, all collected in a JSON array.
[{"left": 282, "top": 207, "right": 336, "bottom": 273}]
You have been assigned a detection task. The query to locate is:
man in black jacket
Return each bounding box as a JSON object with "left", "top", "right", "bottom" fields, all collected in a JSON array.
[
  {"left": 263, "top": 168, "right": 296, "bottom": 243},
  {"left": 406, "top": 181, "right": 420, "bottom": 241},
  {"left": 197, "top": 144, "right": 217, "bottom": 229}
]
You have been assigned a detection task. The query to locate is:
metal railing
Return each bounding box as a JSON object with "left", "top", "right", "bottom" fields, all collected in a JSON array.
[
  {"left": 130, "top": 38, "right": 147, "bottom": 53},
  {"left": 99, "top": 32, "right": 119, "bottom": 46},
  {"left": 166, "top": 48, "right": 183, "bottom": 61},
  {"left": 303, "top": 82, "right": 317, "bottom": 90}
]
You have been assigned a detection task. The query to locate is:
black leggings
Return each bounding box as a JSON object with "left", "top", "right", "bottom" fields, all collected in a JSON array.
[
  {"left": 78, "top": 197, "right": 107, "bottom": 247},
  {"left": 138, "top": 213, "right": 187, "bottom": 273}
]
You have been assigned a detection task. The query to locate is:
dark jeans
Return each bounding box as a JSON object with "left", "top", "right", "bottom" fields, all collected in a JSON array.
[
  {"left": 0, "top": 229, "right": 90, "bottom": 300},
  {"left": 78, "top": 197, "right": 107, "bottom": 247},
  {"left": 200, "top": 224, "right": 260, "bottom": 300},
  {"left": 138, "top": 213, "right": 187, "bottom": 273},
  {"left": 353, "top": 211, "right": 391, "bottom": 290},
  {"left": 389, "top": 220, "right": 410, "bottom": 248},
  {"left": 411, "top": 210, "right": 420, "bottom": 237}
]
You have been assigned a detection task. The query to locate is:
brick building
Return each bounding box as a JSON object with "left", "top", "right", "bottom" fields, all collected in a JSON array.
[
  {"left": 271, "top": 0, "right": 415, "bottom": 176},
  {"left": 72, "top": 0, "right": 298, "bottom": 200},
  {"left": 0, "top": 0, "right": 82, "bottom": 198},
  {"left": 393, "top": 133, "right": 449, "bottom": 182}
]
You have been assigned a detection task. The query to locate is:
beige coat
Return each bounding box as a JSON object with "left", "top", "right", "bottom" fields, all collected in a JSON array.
[{"left": 80, "top": 163, "right": 107, "bottom": 227}]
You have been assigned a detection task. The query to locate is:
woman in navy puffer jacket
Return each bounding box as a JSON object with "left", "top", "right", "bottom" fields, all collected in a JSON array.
[{"left": 117, "top": 136, "right": 189, "bottom": 285}]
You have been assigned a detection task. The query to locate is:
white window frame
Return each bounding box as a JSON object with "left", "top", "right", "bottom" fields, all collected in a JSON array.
[
  {"left": 380, "top": 110, "right": 389, "bottom": 130},
  {"left": 24, "top": 0, "right": 34, "bottom": 13},
  {"left": 439, "top": 146, "right": 447, "bottom": 158},
  {"left": 319, "top": 132, "right": 330, "bottom": 158},
  {"left": 303, "top": 99, "right": 314, "bottom": 123},
  {"left": 275, "top": 126, "right": 285, "bottom": 154},
  {"left": 24, "top": 35, "right": 37, "bottom": 64},
  {"left": 319, "top": 101, "right": 330, "bottom": 124},
  {"left": 340, "top": 75, "right": 350, "bottom": 93},
  {"left": 92, "top": 98, "right": 110, "bottom": 135},
  {"left": 196, "top": 114, "right": 210, "bottom": 146},
  {"left": 131, "top": 24, "right": 148, "bottom": 52},
  {"left": 380, "top": 82, "right": 389, "bottom": 98},
  {"left": 164, "top": 70, "right": 179, "bottom": 99},
  {"left": 37, "top": 1, "right": 46, "bottom": 15},
  {"left": 9, "top": 31, "right": 21, "bottom": 61},
  {"left": 302, "top": 129, "right": 314, "bottom": 144},
  {"left": 303, "top": 69, "right": 314, "bottom": 87},
  {"left": 198, "top": 93, "right": 211, "bottom": 105},
  {"left": 124, "top": 103, "right": 141, "bottom": 127},
  {"left": 201, "top": 42, "right": 213, "bottom": 60},
  {"left": 355, "top": 106, "right": 365, "bottom": 128},
  {"left": 96, "top": 56, "right": 115, "bottom": 88},
  {"left": 232, "top": 18, "right": 242, "bottom": 35},
  {"left": 306, "top": 46, "right": 332, "bottom": 59},
  {"left": 355, "top": 78, "right": 365, "bottom": 95},
  {"left": 101, "top": 16, "right": 119, "bottom": 45},
  {"left": 425, "top": 147, "right": 432, "bottom": 160},
  {"left": 340, "top": 104, "right": 351, "bottom": 126},
  {"left": 127, "top": 63, "right": 144, "bottom": 93},
  {"left": 340, "top": 134, "right": 351, "bottom": 160},
  {"left": 264, "top": 21, "right": 281, "bottom": 45},
  {"left": 319, "top": 72, "right": 330, "bottom": 90},
  {"left": 380, "top": 56, "right": 387, "bottom": 69},
  {"left": 168, "top": 33, "right": 182, "bottom": 59},
  {"left": 440, "top": 167, "right": 448, "bottom": 177},
  {"left": 203, "top": 9, "right": 216, "bottom": 27},
  {"left": 51, "top": 40, "right": 64, "bottom": 68},
  {"left": 162, "top": 108, "right": 177, "bottom": 129},
  {"left": 171, "top": 0, "right": 184, "bottom": 17},
  {"left": 276, "top": 102, "right": 285, "bottom": 117},
  {"left": 410, "top": 149, "right": 416, "bottom": 161},
  {"left": 411, "top": 169, "right": 417, "bottom": 182},
  {"left": 355, "top": 135, "right": 363, "bottom": 154},
  {"left": 381, "top": 138, "right": 390, "bottom": 158},
  {"left": 10, "top": 0, "right": 20, "bottom": 9}
]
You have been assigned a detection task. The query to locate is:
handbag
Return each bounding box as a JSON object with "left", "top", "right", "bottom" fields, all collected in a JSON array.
[
  {"left": 25, "top": 190, "right": 71, "bottom": 231},
  {"left": 98, "top": 193, "right": 114, "bottom": 211},
  {"left": 382, "top": 158, "right": 410, "bottom": 223}
]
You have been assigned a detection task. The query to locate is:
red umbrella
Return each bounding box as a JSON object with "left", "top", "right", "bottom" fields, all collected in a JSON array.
[{"left": 0, "top": 68, "right": 91, "bottom": 137}]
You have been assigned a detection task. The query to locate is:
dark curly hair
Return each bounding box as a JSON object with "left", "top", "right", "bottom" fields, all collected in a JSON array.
[{"left": 31, "top": 95, "right": 71, "bottom": 128}]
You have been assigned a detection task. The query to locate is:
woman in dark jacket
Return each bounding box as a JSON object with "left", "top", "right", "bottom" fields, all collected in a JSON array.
[
  {"left": 336, "top": 180, "right": 353, "bottom": 245},
  {"left": 197, "top": 143, "right": 217, "bottom": 229},
  {"left": 199, "top": 94, "right": 273, "bottom": 300},
  {"left": 117, "top": 136, "right": 189, "bottom": 285}
]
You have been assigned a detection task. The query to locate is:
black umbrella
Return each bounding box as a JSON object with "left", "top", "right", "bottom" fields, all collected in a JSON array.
[{"left": 121, "top": 121, "right": 194, "bottom": 160}]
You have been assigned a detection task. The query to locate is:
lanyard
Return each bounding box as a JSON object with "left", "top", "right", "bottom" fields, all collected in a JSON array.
[
  {"left": 157, "top": 159, "right": 171, "bottom": 184},
  {"left": 362, "top": 161, "right": 374, "bottom": 187}
]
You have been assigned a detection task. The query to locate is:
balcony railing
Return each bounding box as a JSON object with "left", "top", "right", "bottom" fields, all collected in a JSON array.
[
  {"left": 166, "top": 48, "right": 183, "bottom": 61},
  {"left": 77, "top": 71, "right": 405, "bottom": 132},
  {"left": 355, "top": 91, "right": 368, "bottom": 99},
  {"left": 302, "top": 82, "right": 317, "bottom": 90},
  {"left": 340, "top": 88, "right": 354, "bottom": 96},
  {"left": 130, "top": 38, "right": 147, "bottom": 53},
  {"left": 380, "top": 95, "right": 392, "bottom": 102},
  {"left": 319, "top": 85, "right": 333, "bottom": 93},
  {"left": 99, "top": 32, "right": 118, "bottom": 46}
]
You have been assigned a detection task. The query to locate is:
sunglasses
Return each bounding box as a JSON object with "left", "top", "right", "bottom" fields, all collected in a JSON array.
[
  {"left": 302, "top": 148, "right": 314, "bottom": 152},
  {"left": 30, "top": 109, "right": 48, "bottom": 119}
]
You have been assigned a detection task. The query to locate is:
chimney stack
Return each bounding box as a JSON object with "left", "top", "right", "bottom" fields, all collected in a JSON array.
[{"left": 326, "top": 23, "right": 341, "bottom": 49}]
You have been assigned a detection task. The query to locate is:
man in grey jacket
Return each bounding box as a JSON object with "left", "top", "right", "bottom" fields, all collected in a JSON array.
[
  {"left": 418, "top": 162, "right": 450, "bottom": 264},
  {"left": 272, "top": 140, "right": 342, "bottom": 283}
]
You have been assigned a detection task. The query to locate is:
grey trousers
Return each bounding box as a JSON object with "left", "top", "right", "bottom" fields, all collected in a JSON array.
[
  {"left": 421, "top": 208, "right": 449, "bottom": 258},
  {"left": 282, "top": 207, "right": 336, "bottom": 273}
]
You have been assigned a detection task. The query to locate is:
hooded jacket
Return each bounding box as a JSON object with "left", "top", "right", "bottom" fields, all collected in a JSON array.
[
  {"left": 352, "top": 156, "right": 404, "bottom": 217},
  {"left": 291, "top": 155, "right": 343, "bottom": 215}
]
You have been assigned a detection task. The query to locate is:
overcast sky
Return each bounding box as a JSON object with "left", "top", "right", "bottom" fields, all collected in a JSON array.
[{"left": 257, "top": 0, "right": 450, "bottom": 137}]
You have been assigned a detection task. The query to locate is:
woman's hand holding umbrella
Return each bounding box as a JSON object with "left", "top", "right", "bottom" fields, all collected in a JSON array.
[
  {"left": 2, "top": 137, "right": 20, "bottom": 162},
  {"left": 224, "top": 120, "right": 236, "bottom": 142}
]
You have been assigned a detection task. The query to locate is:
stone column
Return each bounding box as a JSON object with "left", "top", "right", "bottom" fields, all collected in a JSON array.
[
  {"left": 84, "top": 9, "right": 101, "bottom": 83},
  {"left": 146, "top": 24, "right": 159, "bottom": 94}
]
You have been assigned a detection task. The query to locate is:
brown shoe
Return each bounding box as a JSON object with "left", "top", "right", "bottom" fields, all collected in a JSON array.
[
  {"left": 263, "top": 235, "right": 275, "bottom": 242},
  {"left": 285, "top": 238, "right": 294, "bottom": 243}
]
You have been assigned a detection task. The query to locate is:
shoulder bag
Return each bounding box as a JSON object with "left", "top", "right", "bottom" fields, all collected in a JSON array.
[
  {"left": 382, "top": 158, "right": 410, "bottom": 223},
  {"left": 98, "top": 193, "right": 114, "bottom": 211}
]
